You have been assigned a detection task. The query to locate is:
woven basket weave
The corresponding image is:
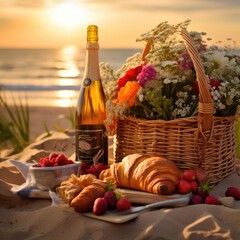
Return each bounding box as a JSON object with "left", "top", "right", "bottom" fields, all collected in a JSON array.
[{"left": 114, "top": 29, "right": 237, "bottom": 185}]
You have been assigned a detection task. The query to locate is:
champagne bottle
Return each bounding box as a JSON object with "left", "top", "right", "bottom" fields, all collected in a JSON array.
[{"left": 75, "top": 25, "right": 108, "bottom": 166}]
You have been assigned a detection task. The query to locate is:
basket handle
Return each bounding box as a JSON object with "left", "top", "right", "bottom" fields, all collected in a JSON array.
[
  {"left": 180, "top": 29, "right": 214, "bottom": 139},
  {"left": 141, "top": 29, "right": 214, "bottom": 141}
]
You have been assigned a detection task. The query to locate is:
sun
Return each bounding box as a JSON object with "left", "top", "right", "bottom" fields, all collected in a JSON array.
[{"left": 50, "top": 2, "right": 88, "bottom": 29}]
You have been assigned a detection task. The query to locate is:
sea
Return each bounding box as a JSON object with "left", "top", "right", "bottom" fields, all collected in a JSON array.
[{"left": 0, "top": 47, "right": 140, "bottom": 107}]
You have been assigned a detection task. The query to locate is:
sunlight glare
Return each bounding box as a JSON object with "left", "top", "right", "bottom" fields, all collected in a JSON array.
[
  {"left": 56, "top": 99, "right": 73, "bottom": 107},
  {"left": 57, "top": 45, "right": 80, "bottom": 78},
  {"left": 51, "top": 2, "right": 88, "bottom": 29},
  {"left": 57, "top": 90, "right": 76, "bottom": 99},
  {"left": 58, "top": 78, "right": 76, "bottom": 86},
  {"left": 56, "top": 90, "right": 77, "bottom": 107}
]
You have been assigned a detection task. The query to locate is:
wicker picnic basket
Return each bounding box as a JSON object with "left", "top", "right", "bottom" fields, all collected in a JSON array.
[{"left": 114, "top": 29, "right": 237, "bottom": 186}]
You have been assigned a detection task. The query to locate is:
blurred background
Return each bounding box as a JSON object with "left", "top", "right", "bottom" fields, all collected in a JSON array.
[{"left": 1, "top": 0, "right": 240, "bottom": 107}]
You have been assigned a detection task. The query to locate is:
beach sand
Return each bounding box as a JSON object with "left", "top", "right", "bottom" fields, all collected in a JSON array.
[
  {"left": 28, "top": 106, "right": 74, "bottom": 141},
  {"left": 0, "top": 106, "right": 240, "bottom": 239}
]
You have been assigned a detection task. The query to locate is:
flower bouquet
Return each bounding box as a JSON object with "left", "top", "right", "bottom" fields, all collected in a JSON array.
[{"left": 101, "top": 20, "right": 240, "bottom": 185}]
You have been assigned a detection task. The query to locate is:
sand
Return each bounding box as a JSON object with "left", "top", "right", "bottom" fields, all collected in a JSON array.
[
  {"left": 0, "top": 106, "right": 240, "bottom": 239},
  {"left": 28, "top": 106, "right": 74, "bottom": 140}
]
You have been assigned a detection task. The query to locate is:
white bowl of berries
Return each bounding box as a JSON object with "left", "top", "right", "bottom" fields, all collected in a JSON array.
[{"left": 29, "top": 152, "right": 81, "bottom": 190}]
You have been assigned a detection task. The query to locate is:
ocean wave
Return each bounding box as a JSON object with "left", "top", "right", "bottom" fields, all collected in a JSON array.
[
  {"left": 0, "top": 64, "right": 69, "bottom": 71},
  {"left": 0, "top": 84, "right": 80, "bottom": 91},
  {"left": 0, "top": 74, "right": 79, "bottom": 79}
]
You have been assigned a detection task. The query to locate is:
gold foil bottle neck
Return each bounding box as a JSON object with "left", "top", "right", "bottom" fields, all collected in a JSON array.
[{"left": 87, "top": 25, "right": 98, "bottom": 43}]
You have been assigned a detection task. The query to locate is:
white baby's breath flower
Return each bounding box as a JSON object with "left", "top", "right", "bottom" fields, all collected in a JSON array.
[
  {"left": 161, "top": 61, "right": 177, "bottom": 67},
  {"left": 163, "top": 78, "right": 171, "bottom": 84},
  {"left": 100, "top": 20, "right": 239, "bottom": 134},
  {"left": 171, "top": 79, "right": 179, "bottom": 84},
  {"left": 217, "top": 102, "right": 226, "bottom": 110}
]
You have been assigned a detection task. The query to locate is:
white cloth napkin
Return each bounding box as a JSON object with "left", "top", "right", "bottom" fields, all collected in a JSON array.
[{"left": 8, "top": 159, "right": 51, "bottom": 199}]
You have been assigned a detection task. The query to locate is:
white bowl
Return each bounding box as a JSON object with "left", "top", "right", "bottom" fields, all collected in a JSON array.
[{"left": 29, "top": 162, "right": 81, "bottom": 190}]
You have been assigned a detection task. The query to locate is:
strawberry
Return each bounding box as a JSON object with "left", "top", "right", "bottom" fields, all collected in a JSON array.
[
  {"left": 104, "top": 191, "right": 117, "bottom": 210},
  {"left": 225, "top": 187, "right": 240, "bottom": 200},
  {"left": 194, "top": 167, "right": 208, "bottom": 184},
  {"left": 93, "top": 197, "right": 108, "bottom": 215},
  {"left": 177, "top": 179, "right": 192, "bottom": 194},
  {"left": 190, "top": 194, "right": 203, "bottom": 205},
  {"left": 182, "top": 170, "right": 196, "bottom": 182},
  {"left": 116, "top": 198, "right": 131, "bottom": 211},
  {"left": 205, "top": 195, "right": 221, "bottom": 205},
  {"left": 189, "top": 180, "right": 198, "bottom": 193}
]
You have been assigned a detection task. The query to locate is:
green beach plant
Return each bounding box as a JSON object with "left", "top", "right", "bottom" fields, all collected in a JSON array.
[
  {"left": 66, "top": 101, "right": 75, "bottom": 129},
  {"left": 0, "top": 93, "right": 30, "bottom": 155},
  {"left": 55, "top": 99, "right": 75, "bottom": 130}
]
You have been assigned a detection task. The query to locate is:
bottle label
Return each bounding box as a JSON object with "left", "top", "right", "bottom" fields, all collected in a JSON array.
[
  {"left": 83, "top": 78, "right": 92, "bottom": 88},
  {"left": 75, "top": 126, "right": 108, "bottom": 165}
]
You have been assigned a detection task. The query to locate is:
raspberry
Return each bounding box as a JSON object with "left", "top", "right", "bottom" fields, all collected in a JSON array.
[
  {"left": 95, "top": 163, "right": 105, "bottom": 172},
  {"left": 67, "top": 160, "right": 74, "bottom": 164},
  {"left": 41, "top": 158, "right": 54, "bottom": 167},
  {"left": 80, "top": 169, "right": 87, "bottom": 175},
  {"left": 49, "top": 152, "right": 59, "bottom": 160},
  {"left": 81, "top": 162, "right": 89, "bottom": 170},
  {"left": 38, "top": 152, "right": 73, "bottom": 167},
  {"left": 87, "top": 168, "right": 98, "bottom": 175},
  {"left": 55, "top": 154, "right": 68, "bottom": 165},
  {"left": 40, "top": 157, "right": 49, "bottom": 166}
]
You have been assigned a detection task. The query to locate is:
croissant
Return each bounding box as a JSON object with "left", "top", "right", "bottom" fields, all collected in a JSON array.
[
  {"left": 56, "top": 174, "right": 96, "bottom": 204},
  {"left": 99, "top": 153, "right": 181, "bottom": 195},
  {"left": 70, "top": 180, "right": 107, "bottom": 213}
]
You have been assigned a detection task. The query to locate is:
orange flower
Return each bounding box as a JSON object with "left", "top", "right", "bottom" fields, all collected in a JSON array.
[{"left": 117, "top": 81, "right": 141, "bottom": 107}]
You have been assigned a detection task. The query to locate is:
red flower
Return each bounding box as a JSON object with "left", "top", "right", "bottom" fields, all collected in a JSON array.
[
  {"left": 192, "top": 81, "right": 200, "bottom": 94},
  {"left": 192, "top": 78, "right": 221, "bottom": 95},
  {"left": 210, "top": 79, "right": 221, "bottom": 88},
  {"left": 118, "top": 65, "right": 143, "bottom": 89}
]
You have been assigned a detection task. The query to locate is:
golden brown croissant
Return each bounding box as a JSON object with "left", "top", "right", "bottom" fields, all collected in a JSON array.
[
  {"left": 70, "top": 180, "right": 107, "bottom": 213},
  {"left": 56, "top": 174, "right": 96, "bottom": 204},
  {"left": 99, "top": 153, "right": 181, "bottom": 195}
]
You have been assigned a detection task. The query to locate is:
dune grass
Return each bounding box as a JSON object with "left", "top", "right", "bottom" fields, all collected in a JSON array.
[
  {"left": 0, "top": 92, "right": 75, "bottom": 156},
  {"left": 0, "top": 93, "right": 30, "bottom": 155}
]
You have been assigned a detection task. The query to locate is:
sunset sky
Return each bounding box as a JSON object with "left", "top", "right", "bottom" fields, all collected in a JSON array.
[{"left": 0, "top": 0, "right": 240, "bottom": 49}]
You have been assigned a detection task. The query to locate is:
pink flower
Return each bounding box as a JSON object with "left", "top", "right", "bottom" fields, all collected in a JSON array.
[
  {"left": 178, "top": 52, "right": 193, "bottom": 71},
  {"left": 137, "top": 64, "right": 157, "bottom": 86}
]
